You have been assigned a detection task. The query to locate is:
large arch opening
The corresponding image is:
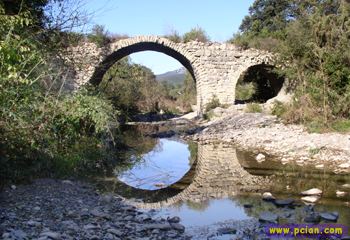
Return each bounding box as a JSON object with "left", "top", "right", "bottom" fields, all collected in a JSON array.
[
  {"left": 92, "top": 39, "right": 197, "bottom": 119},
  {"left": 90, "top": 41, "right": 197, "bottom": 85},
  {"left": 235, "top": 64, "right": 285, "bottom": 104}
]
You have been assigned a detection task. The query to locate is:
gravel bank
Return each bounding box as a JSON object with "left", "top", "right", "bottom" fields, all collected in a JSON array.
[
  {"left": 190, "top": 112, "right": 350, "bottom": 173},
  {"left": 0, "top": 179, "right": 190, "bottom": 240}
]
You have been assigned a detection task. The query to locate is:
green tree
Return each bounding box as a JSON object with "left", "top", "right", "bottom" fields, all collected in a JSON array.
[{"left": 239, "top": 0, "right": 292, "bottom": 34}]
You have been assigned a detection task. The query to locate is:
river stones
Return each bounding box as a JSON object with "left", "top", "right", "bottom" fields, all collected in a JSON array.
[
  {"left": 169, "top": 222, "right": 185, "bottom": 233},
  {"left": 107, "top": 228, "right": 122, "bottom": 237},
  {"left": 274, "top": 199, "right": 294, "bottom": 207},
  {"left": 301, "top": 196, "right": 320, "bottom": 203},
  {"left": 262, "top": 192, "right": 275, "bottom": 201},
  {"left": 39, "top": 231, "right": 61, "bottom": 240},
  {"left": 339, "top": 163, "right": 350, "bottom": 169},
  {"left": 304, "top": 213, "right": 321, "bottom": 223},
  {"left": 320, "top": 212, "right": 339, "bottom": 222},
  {"left": 259, "top": 212, "right": 278, "bottom": 223},
  {"left": 301, "top": 188, "right": 323, "bottom": 196},
  {"left": 336, "top": 190, "right": 346, "bottom": 197},
  {"left": 217, "top": 227, "right": 237, "bottom": 235},
  {"left": 142, "top": 223, "right": 172, "bottom": 230},
  {"left": 167, "top": 216, "right": 181, "bottom": 223}
]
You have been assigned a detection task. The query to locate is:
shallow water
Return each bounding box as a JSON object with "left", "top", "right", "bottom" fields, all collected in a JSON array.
[
  {"left": 117, "top": 138, "right": 191, "bottom": 190},
  {"left": 97, "top": 125, "right": 350, "bottom": 228}
]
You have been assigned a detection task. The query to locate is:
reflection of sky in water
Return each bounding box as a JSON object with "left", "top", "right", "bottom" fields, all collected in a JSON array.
[
  {"left": 157, "top": 198, "right": 249, "bottom": 226},
  {"left": 118, "top": 139, "right": 191, "bottom": 190}
]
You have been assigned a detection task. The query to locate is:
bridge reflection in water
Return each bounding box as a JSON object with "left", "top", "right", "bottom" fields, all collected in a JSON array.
[
  {"left": 95, "top": 141, "right": 350, "bottom": 226},
  {"left": 97, "top": 142, "right": 273, "bottom": 208}
]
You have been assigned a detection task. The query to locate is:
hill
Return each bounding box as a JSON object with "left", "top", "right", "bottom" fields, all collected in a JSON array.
[{"left": 156, "top": 67, "right": 186, "bottom": 86}]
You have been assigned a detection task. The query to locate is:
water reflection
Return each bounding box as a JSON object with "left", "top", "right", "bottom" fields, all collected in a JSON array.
[
  {"left": 97, "top": 133, "right": 350, "bottom": 227},
  {"left": 117, "top": 139, "right": 191, "bottom": 190}
]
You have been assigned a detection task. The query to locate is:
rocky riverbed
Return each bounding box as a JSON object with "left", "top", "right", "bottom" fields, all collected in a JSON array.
[
  {"left": 2, "top": 180, "right": 349, "bottom": 240},
  {"left": 0, "top": 179, "right": 191, "bottom": 240},
  {"left": 188, "top": 112, "right": 350, "bottom": 173}
]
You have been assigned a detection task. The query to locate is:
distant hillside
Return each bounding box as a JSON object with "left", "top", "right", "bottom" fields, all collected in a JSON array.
[{"left": 156, "top": 67, "right": 186, "bottom": 86}]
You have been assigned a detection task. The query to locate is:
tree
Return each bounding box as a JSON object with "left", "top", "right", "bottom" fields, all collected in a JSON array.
[{"left": 239, "top": 0, "right": 292, "bottom": 34}]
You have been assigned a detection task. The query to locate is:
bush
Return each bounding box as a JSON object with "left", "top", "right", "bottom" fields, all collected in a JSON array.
[
  {"left": 87, "top": 24, "right": 111, "bottom": 47},
  {"left": 164, "top": 30, "right": 182, "bottom": 43},
  {"left": 183, "top": 26, "right": 209, "bottom": 43},
  {"left": 0, "top": 7, "right": 120, "bottom": 184},
  {"left": 235, "top": 82, "right": 257, "bottom": 101},
  {"left": 271, "top": 101, "right": 287, "bottom": 118},
  {"left": 330, "top": 119, "right": 350, "bottom": 133},
  {"left": 245, "top": 103, "right": 263, "bottom": 113},
  {"left": 205, "top": 95, "right": 221, "bottom": 112}
]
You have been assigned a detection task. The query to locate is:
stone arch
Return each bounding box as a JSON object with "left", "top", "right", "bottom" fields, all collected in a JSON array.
[
  {"left": 88, "top": 36, "right": 202, "bottom": 103},
  {"left": 235, "top": 63, "right": 285, "bottom": 104}
]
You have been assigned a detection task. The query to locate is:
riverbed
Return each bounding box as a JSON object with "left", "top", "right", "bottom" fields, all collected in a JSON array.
[
  {"left": 96, "top": 124, "right": 350, "bottom": 238},
  {"left": 1, "top": 121, "right": 350, "bottom": 239}
]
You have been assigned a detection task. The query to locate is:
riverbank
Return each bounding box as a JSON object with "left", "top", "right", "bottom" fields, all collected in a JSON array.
[
  {"left": 0, "top": 179, "right": 190, "bottom": 240},
  {"left": 188, "top": 112, "right": 350, "bottom": 173}
]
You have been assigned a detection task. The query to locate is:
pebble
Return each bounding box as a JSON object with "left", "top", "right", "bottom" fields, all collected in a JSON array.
[
  {"left": 27, "top": 220, "right": 41, "bottom": 227},
  {"left": 339, "top": 163, "right": 350, "bottom": 168},
  {"left": 40, "top": 231, "right": 61, "bottom": 240},
  {"left": 33, "top": 206, "right": 41, "bottom": 211},
  {"left": 256, "top": 153, "right": 266, "bottom": 162},
  {"left": 107, "top": 228, "right": 123, "bottom": 237}
]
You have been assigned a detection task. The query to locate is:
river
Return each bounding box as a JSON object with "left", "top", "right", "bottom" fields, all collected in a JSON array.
[{"left": 94, "top": 124, "right": 350, "bottom": 230}]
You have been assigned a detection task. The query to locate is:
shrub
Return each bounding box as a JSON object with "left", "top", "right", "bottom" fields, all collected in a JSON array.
[
  {"left": 271, "top": 100, "right": 287, "bottom": 118},
  {"left": 245, "top": 103, "right": 263, "bottom": 113},
  {"left": 235, "top": 82, "right": 257, "bottom": 101},
  {"left": 164, "top": 30, "right": 182, "bottom": 43},
  {"left": 183, "top": 26, "right": 209, "bottom": 43},
  {"left": 205, "top": 95, "right": 221, "bottom": 112},
  {"left": 87, "top": 24, "right": 111, "bottom": 47}
]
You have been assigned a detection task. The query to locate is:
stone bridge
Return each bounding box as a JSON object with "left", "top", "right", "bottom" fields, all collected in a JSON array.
[{"left": 68, "top": 36, "right": 277, "bottom": 113}]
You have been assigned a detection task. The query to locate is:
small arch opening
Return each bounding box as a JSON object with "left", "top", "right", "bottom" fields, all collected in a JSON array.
[{"left": 235, "top": 64, "right": 285, "bottom": 104}]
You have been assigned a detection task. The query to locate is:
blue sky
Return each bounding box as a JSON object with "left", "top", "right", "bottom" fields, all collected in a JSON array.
[{"left": 82, "top": 0, "right": 254, "bottom": 74}]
